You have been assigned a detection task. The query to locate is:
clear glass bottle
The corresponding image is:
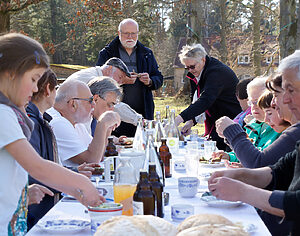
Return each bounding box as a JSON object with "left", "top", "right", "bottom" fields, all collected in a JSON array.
[
  {"left": 143, "top": 129, "right": 163, "bottom": 184},
  {"left": 154, "top": 111, "right": 166, "bottom": 147},
  {"left": 162, "top": 105, "right": 170, "bottom": 128},
  {"left": 165, "top": 109, "right": 179, "bottom": 152},
  {"left": 133, "top": 118, "right": 146, "bottom": 151},
  {"left": 113, "top": 157, "right": 138, "bottom": 216},
  {"left": 133, "top": 170, "right": 155, "bottom": 216}
]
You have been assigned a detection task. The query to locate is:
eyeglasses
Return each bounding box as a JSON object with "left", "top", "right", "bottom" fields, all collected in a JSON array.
[
  {"left": 185, "top": 64, "right": 197, "bottom": 70},
  {"left": 247, "top": 100, "right": 258, "bottom": 106},
  {"left": 98, "top": 94, "right": 117, "bottom": 108},
  {"left": 68, "top": 96, "right": 94, "bottom": 104},
  {"left": 121, "top": 31, "right": 138, "bottom": 37}
]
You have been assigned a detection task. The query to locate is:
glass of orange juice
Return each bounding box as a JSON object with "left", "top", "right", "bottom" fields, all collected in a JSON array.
[
  {"left": 113, "top": 184, "right": 136, "bottom": 215},
  {"left": 113, "top": 156, "right": 138, "bottom": 216}
]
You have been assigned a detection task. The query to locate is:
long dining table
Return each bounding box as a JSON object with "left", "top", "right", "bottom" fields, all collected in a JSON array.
[{"left": 27, "top": 147, "right": 271, "bottom": 235}]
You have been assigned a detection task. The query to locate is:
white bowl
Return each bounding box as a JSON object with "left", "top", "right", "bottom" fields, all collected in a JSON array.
[
  {"left": 171, "top": 204, "right": 194, "bottom": 221},
  {"left": 178, "top": 177, "right": 199, "bottom": 198},
  {"left": 88, "top": 202, "right": 123, "bottom": 232}
]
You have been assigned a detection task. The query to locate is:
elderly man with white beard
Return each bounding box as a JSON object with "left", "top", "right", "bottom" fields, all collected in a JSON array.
[{"left": 96, "top": 18, "right": 163, "bottom": 137}]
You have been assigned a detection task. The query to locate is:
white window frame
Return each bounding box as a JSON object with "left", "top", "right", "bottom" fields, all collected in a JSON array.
[{"left": 238, "top": 55, "right": 250, "bottom": 65}]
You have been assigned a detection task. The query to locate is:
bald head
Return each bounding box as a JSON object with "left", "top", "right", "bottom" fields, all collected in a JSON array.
[
  {"left": 118, "top": 18, "right": 139, "bottom": 31},
  {"left": 55, "top": 80, "right": 89, "bottom": 103}
]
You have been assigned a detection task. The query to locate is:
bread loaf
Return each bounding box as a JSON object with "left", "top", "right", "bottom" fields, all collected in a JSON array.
[
  {"left": 177, "top": 214, "right": 234, "bottom": 232},
  {"left": 95, "top": 215, "right": 177, "bottom": 236},
  {"left": 177, "top": 224, "right": 249, "bottom": 236}
]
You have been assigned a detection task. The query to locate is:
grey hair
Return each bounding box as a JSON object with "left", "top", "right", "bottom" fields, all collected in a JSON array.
[
  {"left": 88, "top": 76, "right": 123, "bottom": 100},
  {"left": 179, "top": 44, "right": 207, "bottom": 64},
  {"left": 247, "top": 76, "right": 268, "bottom": 97},
  {"left": 55, "top": 80, "right": 86, "bottom": 103},
  {"left": 118, "top": 18, "right": 139, "bottom": 32},
  {"left": 277, "top": 50, "right": 300, "bottom": 80}
]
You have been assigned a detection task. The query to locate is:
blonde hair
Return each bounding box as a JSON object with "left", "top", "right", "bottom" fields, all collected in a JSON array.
[{"left": 247, "top": 76, "right": 267, "bottom": 97}]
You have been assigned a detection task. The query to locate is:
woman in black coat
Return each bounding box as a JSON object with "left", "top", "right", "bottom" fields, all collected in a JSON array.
[{"left": 175, "top": 44, "right": 241, "bottom": 150}]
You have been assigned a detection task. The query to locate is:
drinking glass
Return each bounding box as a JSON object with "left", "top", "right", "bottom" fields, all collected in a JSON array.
[{"left": 204, "top": 140, "right": 217, "bottom": 160}]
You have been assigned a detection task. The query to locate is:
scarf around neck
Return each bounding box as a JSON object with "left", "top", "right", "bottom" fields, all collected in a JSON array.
[{"left": 0, "top": 91, "right": 34, "bottom": 140}]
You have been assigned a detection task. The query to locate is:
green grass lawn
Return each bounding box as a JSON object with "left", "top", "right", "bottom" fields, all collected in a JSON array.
[{"left": 154, "top": 96, "right": 205, "bottom": 135}]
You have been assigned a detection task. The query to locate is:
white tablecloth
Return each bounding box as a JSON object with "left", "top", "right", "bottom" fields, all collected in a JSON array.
[{"left": 27, "top": 148, "right": 271, "bottom": 235}]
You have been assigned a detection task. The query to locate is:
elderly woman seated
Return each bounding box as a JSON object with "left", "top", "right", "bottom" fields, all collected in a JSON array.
[{"left": 214, "top": 74, "right": 299, "bottom": 169}]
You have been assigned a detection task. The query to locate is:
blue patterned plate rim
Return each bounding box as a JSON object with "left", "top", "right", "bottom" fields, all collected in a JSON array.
[{"left": 37, "top": 219, "right": 90, "bottom": 232}]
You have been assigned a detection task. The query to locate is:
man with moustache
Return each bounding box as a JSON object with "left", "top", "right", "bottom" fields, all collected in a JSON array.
[{"left": 96, "top": 18, "right": 163, "bottom": 137}]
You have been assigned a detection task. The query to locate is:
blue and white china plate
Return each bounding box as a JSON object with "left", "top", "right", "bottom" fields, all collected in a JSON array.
[
  {"left": 37, "top": 219, "right": 90, "bottom": 233},
  {"left": 201, "top": 196, "right": 242, "bottom": 208}
]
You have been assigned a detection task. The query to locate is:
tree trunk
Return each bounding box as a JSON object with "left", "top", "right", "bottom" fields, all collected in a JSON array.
[
  {"left": 279, "top": 0, "right": 296, "bottom": 58},
  {"left": 296, "top": 0, "right": 300, "bottom": 49},
  {"left": 188, "top": 0, "right": 203, "bottom": 44},
  {"left": 219, "top": 0, "right": 228, "bottom": 64},
  {"left": 252, "top": 0, "right": 261, "bottom": 76},
  {"left": 0, "top": 11, "right": 10, "bottom": 33}
]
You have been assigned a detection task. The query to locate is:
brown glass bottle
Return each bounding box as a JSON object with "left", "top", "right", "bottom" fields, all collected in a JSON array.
[
  {"left": 133, "top": 170, "right": 155, "bottom": 215},
  {"left": 148, "top": 163, "right": 164, "bottom": 218},
  {"left": 104, "top": 136, "right": 118, "bottom": 157},
  {"left": 104, "top": 136, "right": 118, "bottom": 176},
  {"left": 159, "top": 138, "right": 172, "bottom": 178}
]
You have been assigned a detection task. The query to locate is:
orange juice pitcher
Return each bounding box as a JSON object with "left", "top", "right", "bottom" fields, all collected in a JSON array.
[{"left": 113, "top": 156, "right": 138, "bottom": 216}]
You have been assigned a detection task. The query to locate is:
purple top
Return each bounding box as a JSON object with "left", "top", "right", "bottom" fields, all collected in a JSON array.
[{"left": 223, "top": 122, "right": 300, "bottom": 168}]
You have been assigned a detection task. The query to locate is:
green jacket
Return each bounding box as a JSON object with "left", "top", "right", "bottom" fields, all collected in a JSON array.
[{"left": 228, "top": 120, "right": 281, "bottom": 162}]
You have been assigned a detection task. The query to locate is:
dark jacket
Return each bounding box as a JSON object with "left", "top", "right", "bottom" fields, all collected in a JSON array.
[
  {"left": 96, "top": 36, "right": 163, "bottom": 120},
  {"left": 180, "top": 56, "right": 241, "bottom": 150},
  {"left": 26, "top": 102, "right": 59, "bottom": 230},
  {"left": 267, "top": 141, "right": 300, "bottom": 235}
]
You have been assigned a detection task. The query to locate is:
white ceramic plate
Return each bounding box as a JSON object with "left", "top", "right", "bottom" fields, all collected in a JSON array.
[
  {"left": 37, "top": 219, "right": 90, "bottom": 234},
  {"left": 201, "top": 196, "right": 242, "bottom": 208},
  {"left": 199, "top": 161, "right": 224, "bottom": 168}
]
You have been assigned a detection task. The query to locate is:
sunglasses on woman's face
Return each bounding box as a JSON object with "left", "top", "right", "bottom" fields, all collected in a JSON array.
[{"left": 185, "top": 64, "right": 196, "bottom": 70}]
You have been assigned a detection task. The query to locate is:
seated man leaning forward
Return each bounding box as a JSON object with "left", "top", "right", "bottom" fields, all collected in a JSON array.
[
  {"left": 47, "top": 80, "right": 121, "bottom": 167},
  {"left": 67, "top": 57, "right": 142, "bottom": 128}
]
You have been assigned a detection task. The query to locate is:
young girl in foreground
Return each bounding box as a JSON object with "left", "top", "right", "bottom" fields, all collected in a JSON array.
[{"left": 0, "top": 33, "right": 104, "bottom": 235}]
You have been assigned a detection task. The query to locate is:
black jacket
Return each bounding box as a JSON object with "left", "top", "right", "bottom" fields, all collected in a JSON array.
[
  {"left": 180, "top": 56, "right": 241, "bottom": 150},
  {"left": 269, "top": 141, "right": 300, "bottom": 235},
  {"left": 26, "top": 102, "right": 59, "bottom": 229},
  {"left": 180, "top": 55, "right": 241, "bottom": 123},
  {"left": 96, "top": 36, "right": 163, "bottom": 120}
]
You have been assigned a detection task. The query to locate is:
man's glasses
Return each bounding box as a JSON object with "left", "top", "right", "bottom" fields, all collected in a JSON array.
[
  {"left": 98, "top": 94, "right": 117, "bottom": 108},
  {"left": 121, "top": 31, "right": 138, "bottom": 37},
  {"left": 185, "top": 64, "right": 197, "bottom": 70},
  {"left": 68, "top": 96, "right": 94, "bottom": 104}
]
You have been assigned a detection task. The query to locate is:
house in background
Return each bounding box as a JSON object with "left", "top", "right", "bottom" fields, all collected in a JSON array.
[{"left": 173, "top": 35, "right": 279, "bottom": 92}]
